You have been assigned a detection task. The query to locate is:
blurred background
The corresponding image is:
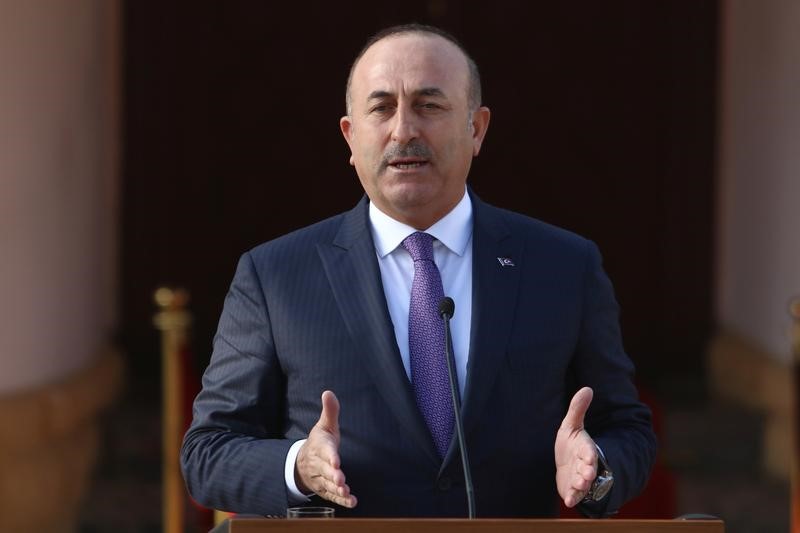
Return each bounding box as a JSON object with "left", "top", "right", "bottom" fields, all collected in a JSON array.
[{"left": 1, "top": 0, "right": 797, "bottom": 532}]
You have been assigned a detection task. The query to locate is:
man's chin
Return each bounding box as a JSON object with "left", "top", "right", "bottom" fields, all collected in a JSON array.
[
  {"left": 373, "top": 184, "right": 464, "bottom": 228},
  {"left": 382, "top": 184, "right": 438, "bottom": 211}
]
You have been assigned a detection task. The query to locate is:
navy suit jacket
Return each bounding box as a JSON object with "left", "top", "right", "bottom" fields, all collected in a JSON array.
[{"left": 181, "top": 192, "right": 656, "bottom": 518}]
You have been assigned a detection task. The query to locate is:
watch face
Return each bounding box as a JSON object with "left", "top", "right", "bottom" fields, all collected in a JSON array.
[{"left": 593, "top": 474, "right": 614, "bottom": 501}]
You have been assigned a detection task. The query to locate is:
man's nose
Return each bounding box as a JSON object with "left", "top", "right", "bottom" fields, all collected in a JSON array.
[{"left": 390, "top": 107, "right": 419, "bottom": 145}]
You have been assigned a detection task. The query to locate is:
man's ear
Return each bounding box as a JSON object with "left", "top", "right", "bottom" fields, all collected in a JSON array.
[
  {"left": 340, "top": 115, "right": 356, "bottom": 166},
  {"left": 470, "top": 106, "right": 491, "bottom": 156}
]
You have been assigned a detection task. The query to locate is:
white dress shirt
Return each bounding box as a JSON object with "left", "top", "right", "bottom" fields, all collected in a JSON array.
[
  {"left": 285, "top": 189, "right": 474, "bottom": 501},
  {"left": 368, "top": 189, "right": 473, "bottom": 397}
]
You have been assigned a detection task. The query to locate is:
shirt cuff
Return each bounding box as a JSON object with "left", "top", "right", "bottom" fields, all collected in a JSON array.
[{"left": 285, "top": 439, "right": 312, "bottom": 504}]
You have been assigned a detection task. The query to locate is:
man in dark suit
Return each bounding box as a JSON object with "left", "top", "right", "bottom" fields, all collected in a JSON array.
[{"left": 181, "top": 24, "right": 656, "bottom": 518}]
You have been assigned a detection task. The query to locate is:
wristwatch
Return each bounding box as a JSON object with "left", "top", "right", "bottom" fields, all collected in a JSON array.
[{"left": 583, "top": 443, "right": 614, "bottom": 503}]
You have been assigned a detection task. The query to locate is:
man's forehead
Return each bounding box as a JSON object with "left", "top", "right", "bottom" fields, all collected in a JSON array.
[{"left": 352, "top": 33, "right": 468, "bottom": 95}]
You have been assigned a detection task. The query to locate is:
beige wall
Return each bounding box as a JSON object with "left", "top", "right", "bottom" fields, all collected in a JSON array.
[
  {"left": 716, "top": 0, "right": 800, "bottom": 363},
  {"left": 0, "top": 0, "right": 119, "bottom": 392}
]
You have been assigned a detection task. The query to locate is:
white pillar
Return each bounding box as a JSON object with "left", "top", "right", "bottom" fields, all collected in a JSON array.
[
  {"left": 0, "top": 0, "right": 120, "bottom": 393},
  {"left": 713, "top": 0, "right": 800, "bottom": 480},
  {"left": 716, "top": 0, "right": 800, "bottom": 362}
]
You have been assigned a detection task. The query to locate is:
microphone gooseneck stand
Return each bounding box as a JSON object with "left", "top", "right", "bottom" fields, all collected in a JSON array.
[{"left": 439, "top": 297, "right": 475, "bottom": 519}]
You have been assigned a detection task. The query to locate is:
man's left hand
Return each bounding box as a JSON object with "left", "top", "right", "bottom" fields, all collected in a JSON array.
[{"left": 555, "top": 387, "right": 598, "bottom": 507}]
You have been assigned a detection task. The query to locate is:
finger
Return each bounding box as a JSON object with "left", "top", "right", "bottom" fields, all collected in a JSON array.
[
  {"left": 318, "top": 390, "right": 341, "bottom": 434},
  {"left": 577, "top": 462, "right": 597, "bottom": 481},
  {"left": 310, "top": 456, "right": 345, "bottom": 487},
  {"left": 312, "top": 475, "right": 357, "bottom": 509},
  {"left": 323, "top": 491, "right": 358, "bottom": 509},
  {"left": 564, "top": 489, "right": 584, "bottom": 508},
  {"left": 572, "top": 472, "right": 593, "bottom": 492},
  {"left": 314, "top": 475, "right": 351, "bottom": 499},
  {"left": 560, "top": 387, "right": 593, "bottom": 431}
]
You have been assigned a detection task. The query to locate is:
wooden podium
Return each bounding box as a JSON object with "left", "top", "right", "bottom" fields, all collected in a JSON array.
[{"left": 215, "top": 518, "right": 724, "bottom": 532}]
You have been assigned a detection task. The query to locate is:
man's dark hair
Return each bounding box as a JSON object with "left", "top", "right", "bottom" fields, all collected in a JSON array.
[{"left": 345, "top": 23, "right": 482, "bottom": 115}]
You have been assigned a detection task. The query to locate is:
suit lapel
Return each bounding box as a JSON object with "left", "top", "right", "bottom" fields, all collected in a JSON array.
[
  {"left": 317, "top": 197, "right": 440, "bottom": 467},
  {"left": 460, "top": 194, "right": 524, "bottom": 438}
]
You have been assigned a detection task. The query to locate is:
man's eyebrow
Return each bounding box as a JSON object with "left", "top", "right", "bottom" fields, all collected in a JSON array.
[
  {"left": 416, "top": 87, "right": 446, "bottom": 98},
  {"left": 366, "top": 87, "right": 447, "bottom": 100},
  {"left": 367, "top": 90, "right": 392, "bottom": 101}
]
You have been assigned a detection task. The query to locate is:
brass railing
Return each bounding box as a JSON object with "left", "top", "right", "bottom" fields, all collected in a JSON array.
[{"left": 154, "top": 287, "right": 191, "bottom": 533}]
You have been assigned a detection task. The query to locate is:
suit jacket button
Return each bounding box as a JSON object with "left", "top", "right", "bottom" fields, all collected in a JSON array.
[{"left": 437, "top": 477, "right": 452, "bottom": 491}]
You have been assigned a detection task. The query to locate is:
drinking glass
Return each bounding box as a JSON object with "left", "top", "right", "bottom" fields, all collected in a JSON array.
[{"left": 286, "top": 506, "right": 335, "bottom": 518}]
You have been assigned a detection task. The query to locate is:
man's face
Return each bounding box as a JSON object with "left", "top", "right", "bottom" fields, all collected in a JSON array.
[{"left": 341, "top": 33, "right": 490, "bottom": 229}]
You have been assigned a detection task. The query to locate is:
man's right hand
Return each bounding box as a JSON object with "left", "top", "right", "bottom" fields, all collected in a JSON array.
[{"left": 295, "top": 390, "right": 358, "bottom": 508}]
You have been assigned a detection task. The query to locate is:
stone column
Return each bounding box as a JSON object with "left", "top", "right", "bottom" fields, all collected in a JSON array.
[
  {"left": 0, "top": 1, "right": 122, "bottom": 530},
  {"left": 712, "top": 0, "right": 800, "bottom": 479}
]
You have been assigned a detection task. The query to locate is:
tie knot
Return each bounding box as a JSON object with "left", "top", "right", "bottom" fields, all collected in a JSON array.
[{"left": 402, "top": 232, "right": 435, "bottom": 262}]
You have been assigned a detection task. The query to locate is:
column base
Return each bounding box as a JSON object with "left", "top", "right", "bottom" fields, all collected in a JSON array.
[
  {"left": 0, "top": 348, "right": 123, "bottom": 532},
  {"left": 707, "top": 329, "right": 791, "bottom": 480}
]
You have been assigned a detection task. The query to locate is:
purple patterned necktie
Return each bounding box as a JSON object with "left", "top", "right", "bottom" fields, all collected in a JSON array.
[{"left": 402, "top": 231, "right": 454, "bottom": 459}]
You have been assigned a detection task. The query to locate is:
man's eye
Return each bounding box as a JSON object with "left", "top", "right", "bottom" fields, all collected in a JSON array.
[
  {"left": 419, "top": 102, "right": 443, "bottom": 110},
  {"left": 370, "top": 104, "right": 393, "bottom": 114}
]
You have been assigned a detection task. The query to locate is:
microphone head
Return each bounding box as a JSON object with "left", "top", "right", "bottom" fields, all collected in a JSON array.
[{"left": 439, "top": 297, "right": 455, "bottom": 319}]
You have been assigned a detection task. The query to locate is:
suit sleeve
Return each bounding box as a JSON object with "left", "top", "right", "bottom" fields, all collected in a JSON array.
[
  {"left": 181, "top": 251, "right": 293, "bottom": 517},
  {"left": 573, "top": 240, "right": 658, "bottom": 516}
]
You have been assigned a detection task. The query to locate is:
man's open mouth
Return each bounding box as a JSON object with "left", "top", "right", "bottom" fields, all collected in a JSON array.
[{"left": 389, "top": 159, "right": 428, "bottom": 169}]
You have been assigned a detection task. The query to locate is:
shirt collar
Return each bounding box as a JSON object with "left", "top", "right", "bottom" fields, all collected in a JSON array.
[{"left": 369, "top": 189, "right": 473, "bottom": 258}]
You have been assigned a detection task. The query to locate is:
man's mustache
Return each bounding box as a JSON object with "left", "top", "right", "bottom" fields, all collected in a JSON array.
[{"left": 379, "top": 142, "right": 432, "bottom": 171}]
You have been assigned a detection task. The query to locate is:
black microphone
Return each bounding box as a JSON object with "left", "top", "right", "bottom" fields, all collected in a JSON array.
[{"left": 438, "top": 297, "right": 475, "bottom": 518}]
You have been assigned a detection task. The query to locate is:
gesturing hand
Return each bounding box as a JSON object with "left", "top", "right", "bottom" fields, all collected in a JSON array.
[
  {"left": 295, "top": 390, "right": 358, "bottom": 508},
  {"left": 555, "top": 387, "right": 598, "bottom": 508}
]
